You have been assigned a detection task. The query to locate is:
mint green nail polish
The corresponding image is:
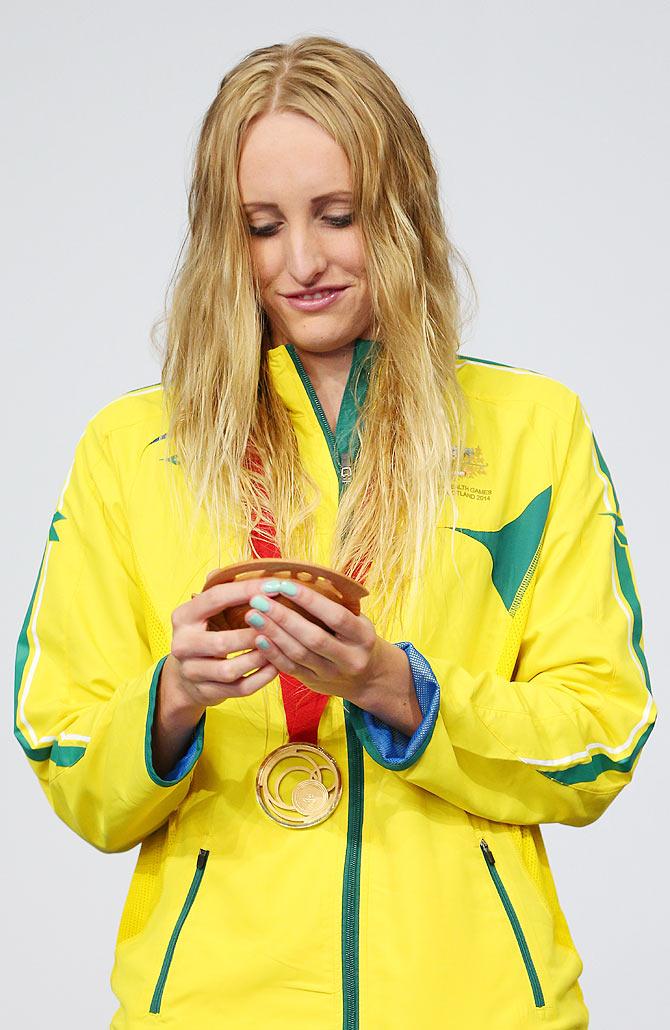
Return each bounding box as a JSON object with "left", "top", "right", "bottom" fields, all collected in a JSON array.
[
  {"left": 250, "top": 595, "right": 270, "bottom": 612},
  {"left": 279, "top": 580, "right": 298, "bottom": 596},
  {"left": 257, "top": 636, "right": 270, "bottom": 650},
  {"left": 261, "top": 580, "right": 282, "bottom": 593},
  {"left": 248, "top": 611, "right": 265, "bottom": 628}
]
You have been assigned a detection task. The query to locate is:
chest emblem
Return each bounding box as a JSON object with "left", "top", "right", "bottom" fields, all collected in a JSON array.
[{"left": 455, "top": 444, "right": 488, "bottom": 478}]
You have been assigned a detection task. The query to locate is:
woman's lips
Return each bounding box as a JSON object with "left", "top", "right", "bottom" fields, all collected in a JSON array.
[{"left": 282, "top": 286, "right": 349, "bottom": 312}]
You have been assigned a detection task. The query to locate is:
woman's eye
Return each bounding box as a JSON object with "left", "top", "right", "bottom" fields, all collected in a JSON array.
[
  {"left": 326, "top": 214, "right": 353, "bottom": 227},
  {"left": 247, "top": 213, "right": 353, "bottom": 237},
  {"left": 248, "top": 224, "right": 279, "bottom": 237}
]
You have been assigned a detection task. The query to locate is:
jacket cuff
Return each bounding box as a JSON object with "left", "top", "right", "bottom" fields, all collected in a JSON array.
[
  {"left": 345, "top": 641, "right": 440, "bottom": 770},
  {"left": 145, "top": 655, "right": 206, "bottom": 786}
]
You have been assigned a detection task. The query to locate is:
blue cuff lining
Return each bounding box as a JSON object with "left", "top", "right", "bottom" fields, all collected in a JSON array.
[
  {"left": 346, "top": 641, "right": 441, "bottom": 770},
  {"left": 144, "top": 654, "right": 206, "bottom": 786},
  {"left": 163, "top": 722, "right": 205, "bottom": 782}
]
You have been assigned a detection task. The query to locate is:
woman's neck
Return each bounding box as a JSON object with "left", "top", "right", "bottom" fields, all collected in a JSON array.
[
  {"left": 293, "top": 339, "right": 355, "bottom": 390},
  {"left": 293, "top": 340, "right": 356, "bottom": 434}
]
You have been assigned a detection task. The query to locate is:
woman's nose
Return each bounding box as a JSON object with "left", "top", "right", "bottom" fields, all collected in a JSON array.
[{"left": 283, "top": 226, "right": 328, "bottom": 283}]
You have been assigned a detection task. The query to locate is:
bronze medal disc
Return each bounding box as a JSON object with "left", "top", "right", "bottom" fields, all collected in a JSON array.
[{"left": 256, "top": 742, "right": 342, "bottom": 828}]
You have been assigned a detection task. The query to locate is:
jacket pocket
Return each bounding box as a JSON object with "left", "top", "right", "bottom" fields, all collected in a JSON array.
[
  {"left": 149, "top": 848, "right": 209, "bottom": 1015},
  {"left": 479, "top": 838, "right": 545, "bottom": 1008}
]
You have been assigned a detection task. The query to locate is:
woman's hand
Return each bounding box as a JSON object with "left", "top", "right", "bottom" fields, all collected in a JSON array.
[
  {"left": 165, "top": 577, "right": 283, "bottom": 711},
  {"left": 152, "top": 577, "right": 281, "bottom": 777},
  {"left": 242, "top": 580, "right": 422, "bottom": 734}
]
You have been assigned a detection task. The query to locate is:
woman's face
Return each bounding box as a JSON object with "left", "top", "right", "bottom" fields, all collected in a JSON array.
[{"left": 238, "top": 110, "right": 374, "bottom": 356}]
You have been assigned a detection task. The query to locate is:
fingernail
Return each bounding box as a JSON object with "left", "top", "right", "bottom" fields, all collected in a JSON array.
[
  {"left": 248, "top": 612, "right": 265, "bottom": 628},
  {"left": 257, "top": 636, "right": 270, "bottom": 650},
  {"left": 250, "top": 595, "right": 271, "bottom": 612},
  {"left": 278, "top": 580, "right": 298, "bottom": 596},
  {"left": 261, "top": 580, "right": 282, "bottom": 593}
]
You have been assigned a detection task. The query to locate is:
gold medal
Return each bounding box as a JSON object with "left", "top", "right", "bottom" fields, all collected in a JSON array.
[{"left": 256, "top": 742, "right": 342, "bottom": 828}]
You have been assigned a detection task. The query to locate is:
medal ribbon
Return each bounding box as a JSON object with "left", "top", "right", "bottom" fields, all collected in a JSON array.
[{"left": 245, "top": 445, "right": 371, "bottom": 747}]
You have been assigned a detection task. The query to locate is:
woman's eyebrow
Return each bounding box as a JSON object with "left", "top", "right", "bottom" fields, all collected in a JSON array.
[{"left": 242, "top": 191, "right": 352, "bottom": 211}]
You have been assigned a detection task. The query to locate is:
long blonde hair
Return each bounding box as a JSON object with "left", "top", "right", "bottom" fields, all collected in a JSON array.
[{"left": 153, "top": 35, "right": 476, "bottom": 641}]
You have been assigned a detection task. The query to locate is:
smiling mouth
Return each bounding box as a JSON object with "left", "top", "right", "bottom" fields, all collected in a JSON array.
[
  {"left": 283, "top": 286, "right": 349, "bottom": 300},
  {"left": 279, "top": 287, "right": 351, "bottom": 313}
]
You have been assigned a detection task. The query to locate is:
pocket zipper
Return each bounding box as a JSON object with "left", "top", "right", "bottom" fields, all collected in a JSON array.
[
  {"left": 479, "top": 838, "right": 545, "bottom": 1008},
  {"left": 149, "top": 848, "right": 209, "bottom": 1015}
]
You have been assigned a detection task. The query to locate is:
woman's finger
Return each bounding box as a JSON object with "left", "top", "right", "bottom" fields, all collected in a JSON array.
[
  {"left": 179, "top": 648, "right": 275, "bottom": 690},
  {"left": 175, "top": 624, "right": 261, "bottom": 660},
  {"left": 231, "top": 659, "right": 279, "bottom": 697},
  {"left": 273, "top": 581, "right": 364, "bottom": 642},
  {"left": 248, "top": 614, "right": 338, "bottom": 677},
  {"left": 192, "top": 658, "right": 279, "bottom": 700},
  {"left": 246, "top": 592, "right": 351, "bottom": 665},
  {"left": 180, "top": 576, "right": 282, "bottom": 625}
]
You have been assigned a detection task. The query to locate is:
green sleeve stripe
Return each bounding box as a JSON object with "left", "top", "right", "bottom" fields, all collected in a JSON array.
[
  {"left": 539, "top": 424, "right": 654, "bottom": 786},
  {"left": 592, "top": 432, "right": 651, "bottom": 694},
  {"left": 541, "top": 720, "right": 656, "bottom": 785},
  {"left": 14, "top": 539, "right": 49, "bottom": 761},
  {"left": 15, "top": 519, "right": 88, "bottom": 769},
  {"left": 49, "top": 743, "right": 87, "bottom": 767}
]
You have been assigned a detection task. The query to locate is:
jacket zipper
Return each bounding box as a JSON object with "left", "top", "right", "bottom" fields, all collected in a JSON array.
[
  {"left": 149, "top": 848, "right": 209, "bottom": 1014},
  {"left": 479, "top": 839, "right": 545, "bottom": 1008},
  {"left": 289, "top": 353, "right": 352, "bottom": 486},
  {"left": 289, "top": 346, "right": 364, "bottom": 1030},
  {"left": 342, "top": 713, "right": 364, "bottom": 1029}
]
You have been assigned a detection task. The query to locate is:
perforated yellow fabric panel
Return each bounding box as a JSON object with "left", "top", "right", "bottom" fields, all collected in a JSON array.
[
  {"left": 115, "top": 555, "right": 174, "bottom": 947},
  {"left": 495, "top": 585, "right": 533, "bottom": 681},
  {"left": 116, "top": 827, "right": 167, "bottom": 946},
  {"left": 138, "top": 576, "right": 172, "bottom": 660},
  {"left": 126, "top": 525, "right": 172, "bottom": 658}
]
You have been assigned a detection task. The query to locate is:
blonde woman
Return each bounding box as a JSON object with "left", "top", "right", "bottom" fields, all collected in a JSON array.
[{"left": 15, "top": 35, "right": 656, "bottom": 1029}]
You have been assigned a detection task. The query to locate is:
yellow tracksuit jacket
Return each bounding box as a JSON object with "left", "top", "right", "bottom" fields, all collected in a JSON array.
[{"left": 15, "top": 339, "right": 656, "bottom": 1028}]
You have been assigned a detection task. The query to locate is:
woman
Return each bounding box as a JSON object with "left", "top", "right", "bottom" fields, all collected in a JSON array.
[{"left": 14, "top": 35, "right": 656, "bottom": 1029}]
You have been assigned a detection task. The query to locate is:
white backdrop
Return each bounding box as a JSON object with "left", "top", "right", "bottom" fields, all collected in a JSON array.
[{"left": 3, "top": 2, "right": 668, "bottom": 1025}]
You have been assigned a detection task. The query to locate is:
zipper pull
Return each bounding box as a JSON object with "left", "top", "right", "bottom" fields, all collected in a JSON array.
[
  {"left": 480, "top": 838, "right": 495, "bottom": 865},
  {"left": 197, "top": 848, "right": 210, "bottom": 870},
  {"left": 340, "top": 451, "right": 353, "bottom": 483}
]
